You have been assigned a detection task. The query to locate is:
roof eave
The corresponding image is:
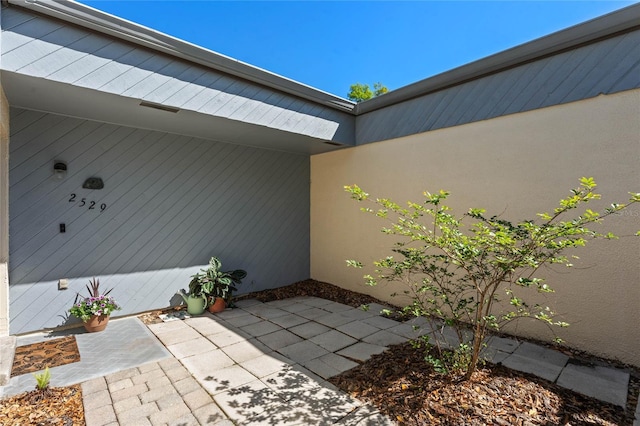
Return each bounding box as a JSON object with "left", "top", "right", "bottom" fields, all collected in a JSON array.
[{"left": 7, "top": 0, "right": 356, "bottom": 113}]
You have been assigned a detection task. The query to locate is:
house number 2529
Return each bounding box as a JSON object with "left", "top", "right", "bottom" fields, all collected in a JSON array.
[{"left": 69, "top": 193, "right": 107, "bottom": 212}]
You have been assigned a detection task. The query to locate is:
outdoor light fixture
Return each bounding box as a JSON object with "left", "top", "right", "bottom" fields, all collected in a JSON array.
[{"left": 53, "top": 161, "right": 67, "bottom": 180}]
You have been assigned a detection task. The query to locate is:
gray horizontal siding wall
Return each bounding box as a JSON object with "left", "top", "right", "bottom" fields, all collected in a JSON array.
[
  {"left": 1, "top": 5, "right": 353, "bottom": 144},
  {"left": 356, "top": 30, "right": 640, "bottom": 145},
  {"left": 9, "top": 108, "right": 310, "bottom": 334}
]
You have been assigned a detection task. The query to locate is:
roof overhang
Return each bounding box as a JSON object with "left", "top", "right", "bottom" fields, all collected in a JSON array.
[
  {"left": 2, "top": 72, "right": 347, "bottom": 155},
  {"left": 356, "top": 2, "right": 640, "bottom": 114},
  {"left": 6, "top": 0, "right": 356, "bottom": 114}
]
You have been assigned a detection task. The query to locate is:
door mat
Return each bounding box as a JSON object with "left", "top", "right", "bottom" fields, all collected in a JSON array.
[{"left": 11, "top": 335, "right": 80, "bottom": 377}]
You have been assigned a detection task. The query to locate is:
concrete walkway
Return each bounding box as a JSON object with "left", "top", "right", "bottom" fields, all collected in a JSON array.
[{"left": 1, "top": 295, "right": 638, "bottom": 425}]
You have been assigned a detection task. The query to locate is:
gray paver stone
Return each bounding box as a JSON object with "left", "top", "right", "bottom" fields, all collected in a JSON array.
[
  {"left": 180, "top": 349, "right": 234, "bottom": 376},
  {"left": 192, "top": 402, "right": 229, "bottom": 424},
  {"left": 241, "top": 320, "right": 283, "bottom": 337},
  {"left": 501, "top": 342, "right": 569, "bottom": 382},
  {"left": 182, "top": 388, "right": 214, "bottom": 411},
  {"left": 300, "top": 297, "right": 334, "bottom": 307},
  {"left": 363, "top": 330, "right": 408, "bottom": 347},
  {"left": 361, "top": 315, "right": 401, "bottom": 330},
  {"left": 113, "top": 395, "right": 142, "bottom": 414},
  {"left": 258, "top": 329, "right": 304, "bottom": 350},
  {"left": 156, "top": 392, "right": 185, "bottom": 410},
  {"left": 117, "top": 402, "right": 159, "bottom": 423},
  {"left": 213, "top": 379, "right": 272, "bottom": 421},
  {"left": 310, "top": 330, "right": 358, "bottom": 352},
  {"left": 304, "top": 353, "right": 358, "bottom": 379},
  {"left": 337, "top": 343, "right": 386, "bottom": 362},
  {"left": 82, "top": 377, "right": 108, "bottom": 395},
  {"left": 387, "top": 322, "right": 431, "bottom": 340},
  {"left": 280, "top": 302, "right": 315, "bottom": 313},
  {"left": 110, "top": 383, "right": 148, "bottom": 402},
  {"left": 84, "top": 404, "right": 117, "bottom": 426},
  {"left": 241, "top": 352, "right": 293, "bottom": 378},
  {"left": 167, "top": 336, "right": 218, "bottom": 359},
  {"left": 146, "top": 375, "right": 172, "bottom": 390},
  {"left": 173, "top": 376, "right": 203, "bottom": 396},
  {"left": 485, "top": 336, "right": 520, "bottom": 353},
  {"left": 147, "top": 320, "right": 189, "bottom": 334},
  {"left": 360, "top": 303, "right": 393, "bottom": 316},
  {"left": 213, "top": 308, "right": 252, "bottom": 320},
  {"left": 338, "top": 403, "right": 395, "bottom": 425},
  {"left": 140, "top": 385, "right": 179, "bottom": 404},
  {"left": 337, "top": 321, "right": 381, "bottom": 339},
  {"left": 223, "top": 313, "right": 262, "bottom": 327},
  {"left": 105, "top": 367, "right": 138, "bottom": 384},
  {"left": 556, "top": 363, "right": 629, "bottom": 407},
  {"left": 109, "top": 377, "right": 134, "bottom": 392},
  {"left": 270, "top": 313, "right": 309, "bottom": 329},
  {"left": 321, "top": 302, "right": 354, "bottom": 313},
  {"left": 156, "top": 328, "right": 202, "bottom": 346},
  {"left": 303, "top": 357, "right": 343, "bottom": 379},
  {"left": 278, "top": 340, "right": 329, "bottom": 363},
  {"left": 131, "top": 368, "right": 165, "bottom": 385},
  {"left": 138, "top": 362, "right": 161, "bottom": 374},
  {"left": 314, "top": 312, "right": 354, "bottom": 328},
  {"left": 339, "top": 308, "right": 377, "bottom": 321},
  {"left": 297, "top": 307, "right": 334, "bottom": 320},
  {"left": 184, "top": 317, "right": 232, "bottom": 335},
  {"left": 259, "top": 365, "right": 324, "bottom": 401},
  {"left": 197, "top": 364, "right": 259, "bottom": 395},
  {"left": 244, "top": 305, "right": 289, "bottom": 319},
  {"left": 206, "top": 328, "right": 252, "bottom": 348},
  {"left": 167, "top": 413, "right": 199, "bottom": 426},
  {"left": 221, "top": 338, "right": 272, "bottom": 363},
  {"left": 288, "top": 321, "right": 331, "bottom": 339},
  {"left": 114, "top": 418, "right": 150, "bottom": 426},
  {"left": 164, "top": 365, "right": 191, "bottom": 382},
  {"left": 265, "top": 299, "right": 300, "bottom": 308},
  {"left": 83, "top": 389, "right": 113, "bottom": 410},
  {"left": 159, "top": 357, "right": 182, "bottom": 371},
  {"left": 149, "top": 401, "right": 191, "bottom": 424},
  {"left": 234, "top": 299, "right": 263, "bottom": 308}
]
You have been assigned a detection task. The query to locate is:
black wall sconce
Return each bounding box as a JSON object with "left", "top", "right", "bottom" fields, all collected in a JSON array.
[{"left": 53, "top": 161, "right": 67, "bottom": 180}]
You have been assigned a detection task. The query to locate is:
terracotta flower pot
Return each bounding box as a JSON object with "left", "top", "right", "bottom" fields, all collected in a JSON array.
[
  {"left": 84, "top": 314, "right": 110, "bottom": 332},
  {"left": 208, "top": 297, "right": 226, "bottom": 313}
]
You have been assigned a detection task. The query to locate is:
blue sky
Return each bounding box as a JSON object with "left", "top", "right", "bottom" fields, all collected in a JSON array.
[{"left": 80, "top": 1, "right": 636, "bottom": 99}]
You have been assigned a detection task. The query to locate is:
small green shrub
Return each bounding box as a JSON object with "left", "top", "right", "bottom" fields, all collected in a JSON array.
[
  {"left": 346, "top": 177, "right": 639, "bottom": 379},
  {"left": 33, "top": 367, "right": 51, "bottom": 391}
]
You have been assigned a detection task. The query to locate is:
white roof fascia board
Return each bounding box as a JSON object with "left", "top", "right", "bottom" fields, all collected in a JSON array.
[
  {"left": 6, "top": 0, "right": 356, "bottom": 113},
  {"left": 356, "top": 3, "right": 640, "bottom": 114}
]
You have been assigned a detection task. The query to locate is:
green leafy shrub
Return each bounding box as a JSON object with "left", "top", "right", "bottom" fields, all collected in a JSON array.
[
  {"left": 189, "top": 256, "right": 247, "bottom": 305},
  {"left": 346, "top": 178, "right": 639, "bottom": 379}
]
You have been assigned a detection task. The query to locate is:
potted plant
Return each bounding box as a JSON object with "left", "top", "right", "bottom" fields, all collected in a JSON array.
[
  {"left": 69, "top": 278, "right": 121, "bottom": 332},
  {"left": 189, "top": 256, "right": 247, "bottom": 313},
  {"left": 178, "top": 282, "right": 208, "bottom": 316}
]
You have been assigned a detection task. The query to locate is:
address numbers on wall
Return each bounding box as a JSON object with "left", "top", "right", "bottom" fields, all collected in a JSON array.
[{"left": 69, "top": 193, "right": 106, "bottom": 212}]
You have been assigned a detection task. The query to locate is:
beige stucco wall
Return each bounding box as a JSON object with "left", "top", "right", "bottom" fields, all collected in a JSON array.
[
  {"left": 311, "top": 89, "right": 640, "bottom": 366},
  {"left": 0, "top": 84, "right": 9, "bottom": 336}
]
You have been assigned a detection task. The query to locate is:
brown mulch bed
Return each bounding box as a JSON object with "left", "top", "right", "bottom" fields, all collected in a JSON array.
[
  {"left": 0, "top": 385, "right": 84, "bottom": 425},
  {"left": 11, "top": 336, "right": 80, "bottom": 377},
  {"left": 330, "top": 342, "right": 628, "bottom": 425}
]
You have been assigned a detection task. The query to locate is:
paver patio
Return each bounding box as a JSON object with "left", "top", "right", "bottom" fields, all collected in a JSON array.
[{"left": 1, "top": 295, "right": 637, "bottom": 424}]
